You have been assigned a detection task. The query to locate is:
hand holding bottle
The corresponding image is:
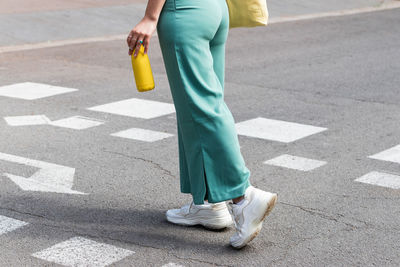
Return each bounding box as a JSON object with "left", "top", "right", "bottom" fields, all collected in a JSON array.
[{"left": 127, "top": 15, "right": 158, "bottom": 57}]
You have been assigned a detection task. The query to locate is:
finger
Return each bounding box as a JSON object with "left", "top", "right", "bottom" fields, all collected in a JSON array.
[
  {"left": 127, "top": 30, "right": 137, "bottom": 46},
  {"left": 143, "top": 37, "right": 150, "bottom": 54},
  {"left": 133, "top": 34, "right": 145, "bottom": 57},
  {"left": 128, "top": 46, "right": 134, "bottom": 56},
  {"left": 128, "top": 40, "right": 135, "bottom": 55},
  {"left": 133, "top": 41, "right": 142, "bottom": 57},
  {"left": 128, "top": 47, "right": 134, "bottom": 56},
  {"left": 126, "top": 31, "right": 134, "bottom": 46},
  {"left": 138, "top": 34, "right": 150, "bottom": 54},
  {"left": 128, "top": 32, "right": 139, "bottom": 49},
  {"left": 128, "top": 33, "right": 138, "bottom": 55}
]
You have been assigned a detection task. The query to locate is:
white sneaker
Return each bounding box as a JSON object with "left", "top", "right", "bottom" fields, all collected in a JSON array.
[
  {"left": 228, "top": 186, "right": 277, "bottom": 248},
  {"left": 166, "top": 201, "right": 233, "bottom": 230}
]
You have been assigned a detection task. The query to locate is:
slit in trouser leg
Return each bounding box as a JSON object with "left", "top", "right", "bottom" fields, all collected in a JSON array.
[{"left": 204, "top": 167, "right": 209, "bottom": 201}]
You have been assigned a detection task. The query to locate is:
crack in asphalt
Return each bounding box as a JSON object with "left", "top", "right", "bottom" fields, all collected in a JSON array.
[
  {"left": 0, "top": 206, "right": 46, "bottom": 220},
  {"left": 279, "top": 201, "right": 374, "bottom": 229},
  {"left": 102, "top": 149, "right": 176, "bottom": 179}
]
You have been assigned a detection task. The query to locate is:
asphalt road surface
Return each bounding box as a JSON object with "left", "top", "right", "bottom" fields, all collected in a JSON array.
[{"left": 0, "top": 3, "right": 399, "bottom": 267}]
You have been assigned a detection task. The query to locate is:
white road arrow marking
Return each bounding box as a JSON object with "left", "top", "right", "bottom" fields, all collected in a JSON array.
[{"left": 0, "top": 152, "right": 86, "bottom": 195}]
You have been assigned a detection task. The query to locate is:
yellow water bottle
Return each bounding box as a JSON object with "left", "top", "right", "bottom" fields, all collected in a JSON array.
[{"left": 131, "top": 44, "right": 155, "bottom": 92}]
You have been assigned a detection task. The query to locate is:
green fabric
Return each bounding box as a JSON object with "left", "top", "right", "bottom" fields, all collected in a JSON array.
[{"left": 157, "top": 0, "right": 251, "bottom": 205}]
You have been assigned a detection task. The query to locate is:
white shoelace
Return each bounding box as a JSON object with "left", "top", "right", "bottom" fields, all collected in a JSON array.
[
  {"left": 180, "top": 202, "right": 193, "bottom": 215},
  {"left": 227, "top": 201, "right": 240, "bottom": 230}
]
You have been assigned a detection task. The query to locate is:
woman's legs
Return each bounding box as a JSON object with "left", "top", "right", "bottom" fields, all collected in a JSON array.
[
  {"left": 157, "top": 0, "right": 250, "bottom": 205},
  {"left": 158, "top": 0, "right": 278, "bottom": 247}
]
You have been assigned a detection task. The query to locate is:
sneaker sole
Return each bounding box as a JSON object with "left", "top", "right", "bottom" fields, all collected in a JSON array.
[
  {"left": 261, "top": 193, "right": 278, "bottom": 222},
  {"left": 232, "top": 193, "right": 278, "bottom": 249},
  {"left": 166, "top": 215, "right": 233, "bottom": 230}
]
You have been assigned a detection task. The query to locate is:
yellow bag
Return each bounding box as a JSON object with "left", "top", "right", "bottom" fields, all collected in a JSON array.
[{"left": 226, "top": 0, "right": 269, "bottom": 29}]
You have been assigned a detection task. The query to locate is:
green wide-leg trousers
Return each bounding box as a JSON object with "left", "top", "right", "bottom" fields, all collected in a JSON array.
[{"left": 156, "top": 0, "right": 251, "bottom": 205}]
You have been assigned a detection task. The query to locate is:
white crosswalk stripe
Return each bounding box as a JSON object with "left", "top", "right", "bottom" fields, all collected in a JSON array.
[
  {"left": 235, "top": 117, "right": 327, "bottom": 143},
  {"left": 0, "top": 215, "right": 28, "bottom": 235},
  {"left": 355, "top": 171, "right": 400, "bottom": 189},
  {"left": 4, "top": 115, "right": 51, "bottom": 126},
  {"left": 368, "top": 144, "right": 400, "bottom": 164},
  {"left": 0, "top": 82, "right": 78, "bottom": 100},
  {"left": 87, "top": 98, "right": 176, "bottom": 119},
  {"left": 111, "top": 127, "right": 174, "bottom": 142},
  {"left": 264, "top": 154, "right": 327, "bottom": 171},
  {"left": 162, "top": 263, "right": 185, "bottom": 267},
  {"left": 31, "top": 236, "right": 135, "bottom": 267},
  {"left": 49, "top": 116, "right": 105, "bottom": 130}
]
